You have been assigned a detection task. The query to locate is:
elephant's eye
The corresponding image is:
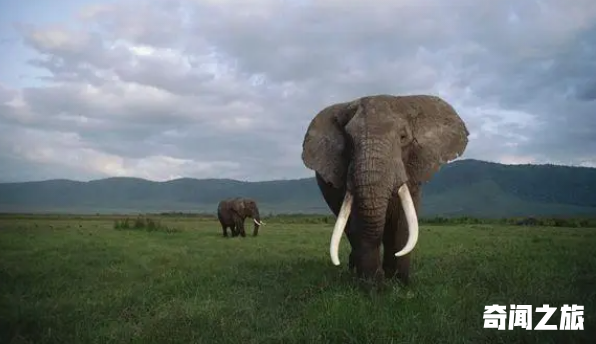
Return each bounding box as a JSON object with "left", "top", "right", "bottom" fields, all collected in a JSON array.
[{"left": 399, "top": 129, "right": 410, "bottom": 146}]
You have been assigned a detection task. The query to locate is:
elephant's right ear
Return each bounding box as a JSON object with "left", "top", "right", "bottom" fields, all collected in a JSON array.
[{"left": 301, "top": 100, "right": 359, "bottom": 188}]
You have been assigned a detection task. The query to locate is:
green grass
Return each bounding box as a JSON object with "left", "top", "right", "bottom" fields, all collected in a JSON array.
[{"left": 0, "top": 216, "right": 595, "bottom": 343}]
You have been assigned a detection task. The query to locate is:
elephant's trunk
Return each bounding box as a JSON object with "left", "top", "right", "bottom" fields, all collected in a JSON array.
[
  {"left": 350, "top": 154, "right": 392, "bottom": 276},
  {"left": 329, "top": 142, "right": 419, "bottom": 267}
]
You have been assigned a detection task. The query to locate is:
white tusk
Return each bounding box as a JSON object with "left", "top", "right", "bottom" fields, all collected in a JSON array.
[
  {"left": 253, "top": 219, "right": 262, "bottom": 226},
  {"left": 394, "top": 183, "right": 419, "bottom": 257},
  {"left": 330, "top": 191, "right": 353, "bottom": 266}
]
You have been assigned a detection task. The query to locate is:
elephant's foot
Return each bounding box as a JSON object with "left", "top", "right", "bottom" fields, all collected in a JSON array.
[
  {"left": 383, "top": 268, "right": 409, "bottom": 285},
  {"left": 356, "top": 268, "right": 384, "bottom": 283},
  {"left": 354, "top": 268, "right": 385, "bottom": 294},
  {"left": 395, "top": 271, "right": 410, "bottom": 286},
  {"left": 382, "top": 256, "right": 410, "bottom": 286},
  {"left": 382, "top": 257, "right": 398, "bottom": 279},
  {"left": 348, "top": 251, "right": 356, "bottom": 273}
]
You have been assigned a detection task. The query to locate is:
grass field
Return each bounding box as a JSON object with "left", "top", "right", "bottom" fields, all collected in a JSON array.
[{"left": 1, "top": 215, "right": 595, "bottom": 343}]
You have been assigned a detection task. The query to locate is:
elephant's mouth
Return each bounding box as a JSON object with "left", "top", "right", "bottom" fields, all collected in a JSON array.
[{"left": 329, "top": 183, "right": 419, "bottom": 266}]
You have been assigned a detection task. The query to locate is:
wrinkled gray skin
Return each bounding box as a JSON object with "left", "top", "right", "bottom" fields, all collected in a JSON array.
[
  {"left": 301, "top": 94, "right": 469, "bottom": 285},
  {"left": 217, "top": 198, "right": 263, "bottom": 237}
]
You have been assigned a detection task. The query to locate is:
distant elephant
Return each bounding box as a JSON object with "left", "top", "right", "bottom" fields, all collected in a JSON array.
[
  {"left": 217, "top": 198, "right": 265, "bottom": 237},
  {"left": 301, "top": 94, "right": 469, "bottom": 285},
  {"left": 516, "top": 217, "right": 539, "bottom": 226}
]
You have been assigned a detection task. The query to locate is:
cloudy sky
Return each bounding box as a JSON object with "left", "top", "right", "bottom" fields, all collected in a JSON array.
[{"left": 1, "top": 0, "right": 595, "bottom": 182}]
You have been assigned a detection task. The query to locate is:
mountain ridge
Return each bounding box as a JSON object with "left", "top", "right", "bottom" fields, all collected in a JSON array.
[{"left": 1, "top": 159, "right": 595, "bottom": 217}]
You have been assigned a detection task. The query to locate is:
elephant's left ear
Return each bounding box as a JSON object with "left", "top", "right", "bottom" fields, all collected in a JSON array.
[{"left": 406, "top": 95, "right": 470, "bottom": 182}]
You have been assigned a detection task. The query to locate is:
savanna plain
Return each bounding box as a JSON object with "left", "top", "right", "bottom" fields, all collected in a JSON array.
[{"left": 1, "top": 214, "right": 595, "bottom": 344}]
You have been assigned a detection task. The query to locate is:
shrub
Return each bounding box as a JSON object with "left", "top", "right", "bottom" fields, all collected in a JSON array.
[{"left": 114, "top": 215, "right": 179, "bottom": 233}]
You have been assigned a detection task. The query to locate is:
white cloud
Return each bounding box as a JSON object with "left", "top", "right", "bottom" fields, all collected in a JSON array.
[{"left": 0, "top": 0, "right": 595, "bottom": 181}]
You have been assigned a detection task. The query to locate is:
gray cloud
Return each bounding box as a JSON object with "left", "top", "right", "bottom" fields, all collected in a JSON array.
[{"left": 1, "top": 0, "right": 596, "bottom": 181}]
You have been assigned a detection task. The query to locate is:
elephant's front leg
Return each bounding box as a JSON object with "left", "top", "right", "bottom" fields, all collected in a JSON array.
[
  {"left": 315, "top": 174, "right": 360, "bottom": 273},
  {"left": 231, "top": 218, "right": 241, "bottom": 237},
  {"left": 237, "top": 219, "right": 247, "bottom": 237},
  {"left": 382, "top": 218, "right": 411, "bottom": 285},
  {"left": 345, "top": 219, "right": 359, "bottom": 272},
  {"left": 383, "top": 183, "right": 421, "bottom": 285}
]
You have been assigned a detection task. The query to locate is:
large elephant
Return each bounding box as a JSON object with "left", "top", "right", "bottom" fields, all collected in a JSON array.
[
  {"left": 301, "top": 94, "right": 469, "bottom": 285},
  {"left": 217, "top": 198, "right": 265, "bottom": 237}
]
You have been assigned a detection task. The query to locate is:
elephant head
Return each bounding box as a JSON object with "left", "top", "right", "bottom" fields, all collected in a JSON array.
[
  {"left": 232, "top": 198, "right": 264, "bottom": 236},
  {"left": 301, "top": 94, "right": 469, "bottom": 280}
]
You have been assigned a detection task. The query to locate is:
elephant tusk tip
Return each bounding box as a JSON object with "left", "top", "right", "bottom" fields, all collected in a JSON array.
[
  {"left": 330, "top": 255, "right": 341, "bottom": 266},
  {"left": 394, "top": 249, "right": 412, "bottom": 257}
]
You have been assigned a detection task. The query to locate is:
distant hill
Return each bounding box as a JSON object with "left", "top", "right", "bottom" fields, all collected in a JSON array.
[{"left": 1, "top": 159, "right": 595, "bottom": 217}]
